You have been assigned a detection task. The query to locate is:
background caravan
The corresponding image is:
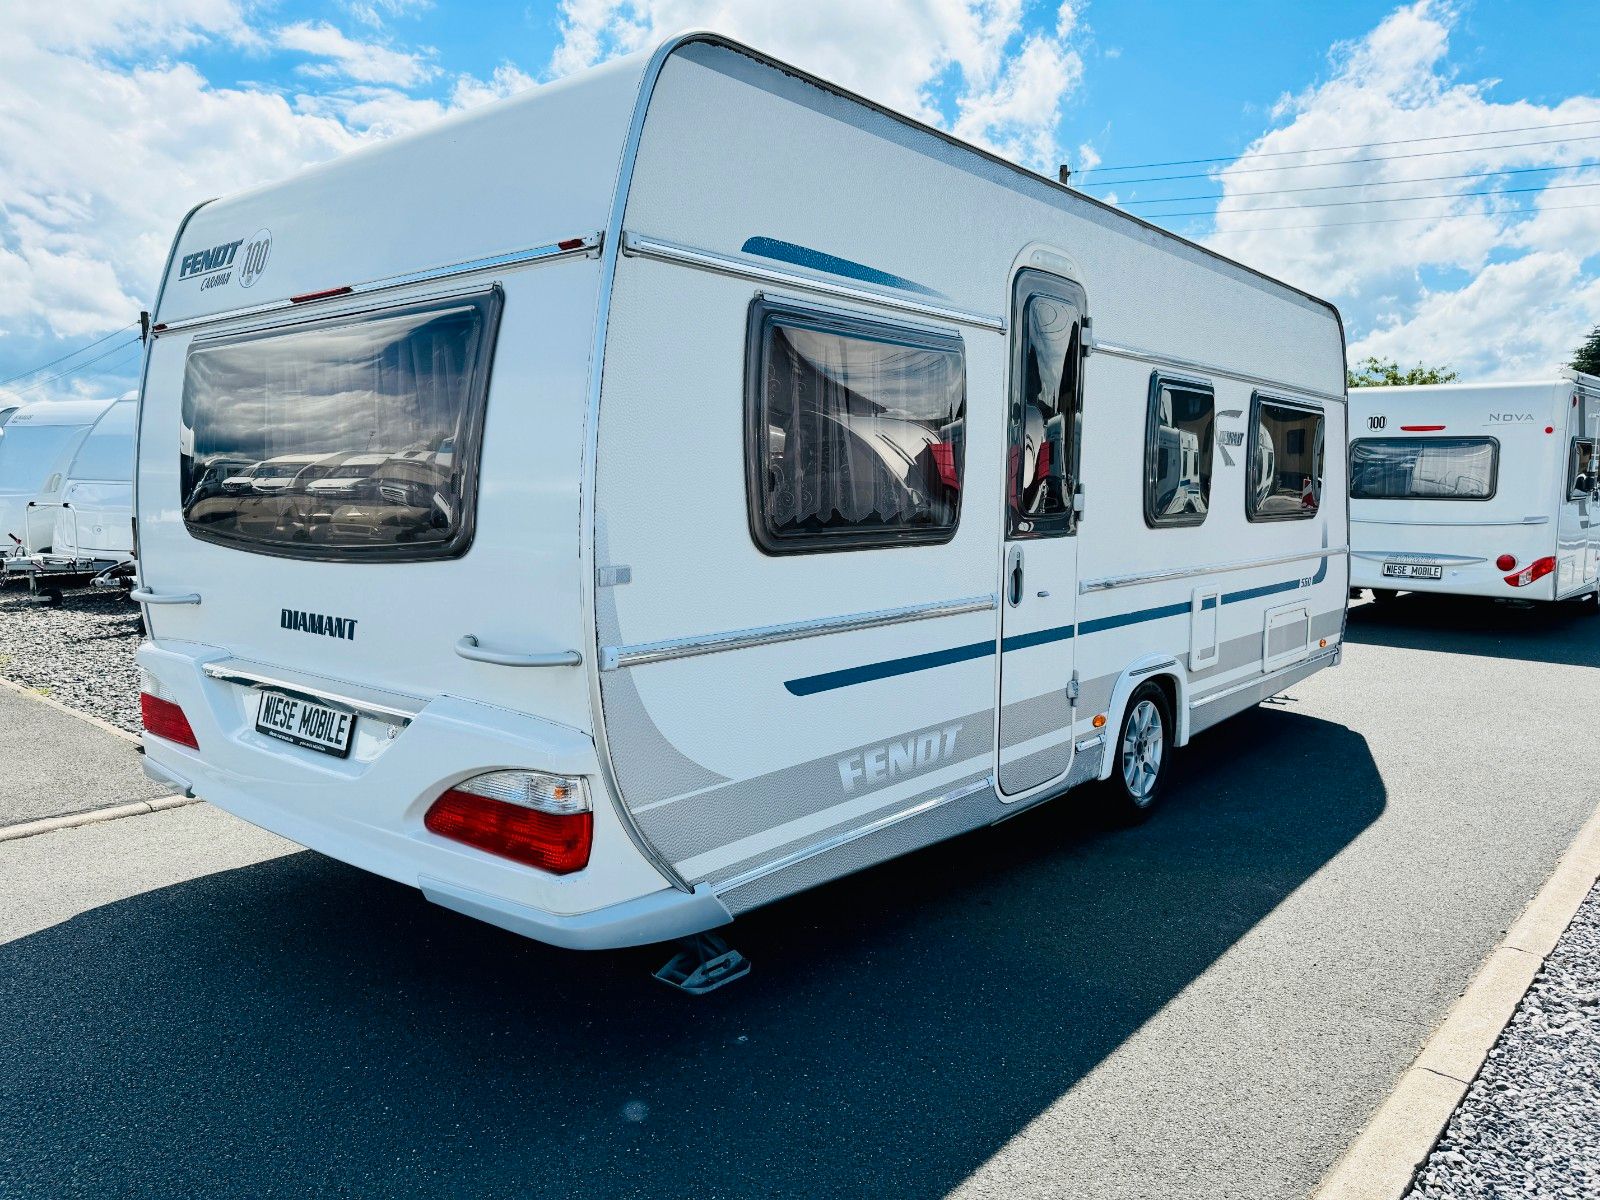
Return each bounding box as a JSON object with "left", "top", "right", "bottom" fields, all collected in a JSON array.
[
  {"left": 133, "top": 33, "right": 1349, "bottom": 982},
  {"left": 0, "top": 398, "right": 114, "bottom": 570},
  {"left": 1348, "top": 372, "right": 1600, "bottom": 607},
  {"left": 5, "top": 395, "right": 139, "bottom": 598}
]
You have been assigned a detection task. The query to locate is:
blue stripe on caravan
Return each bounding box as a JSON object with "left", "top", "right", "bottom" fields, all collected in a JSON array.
[
  {"left": 1079, "top": 600, "right": 1191, "bottom": 634},
  {"left": 784, "top": 638, "right": 994, "bottom": 696},
  {"left": 741, "top": 237, "right": 944, "bottom": 298},
  {"left": 1000, "top": 624, "right": 1076, "bottom": 652},
  {"left": 782, "top": 555, "right": 1330, "bottom": 696}
]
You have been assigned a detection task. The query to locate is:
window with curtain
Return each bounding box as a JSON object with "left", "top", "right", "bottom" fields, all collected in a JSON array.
[
  {"left": 748, "top": 302, "right": 966, "bottom": 554},
  {"left": 180, "top": 292, "right": 500, "bottom": 559},
  {"left": 1349, "top": 437, "right": 1498, "bottom": 501}
]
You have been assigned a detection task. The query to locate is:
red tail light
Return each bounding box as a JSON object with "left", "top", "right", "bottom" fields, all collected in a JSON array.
[
  {"left": 424, "top": 790, "right": 592, "bottom": 874},
  {"left": 140, "top": 692, "right": 198, "bottom": 749},
  {"left": 1496, "top": 554, "right": 1517, "bottom": 572},
  {"left": 1504, "top": 556, "right": 1556, "bottom": 588}
]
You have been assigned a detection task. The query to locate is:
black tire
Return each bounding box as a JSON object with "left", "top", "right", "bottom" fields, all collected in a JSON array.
[{"left": 1105, "top": 681, "right": 1173, "bottom": 823}]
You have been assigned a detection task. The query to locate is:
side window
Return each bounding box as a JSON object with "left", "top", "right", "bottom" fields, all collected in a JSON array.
[
  {"left": 1008, "top": 276, "right": 1084, "bottom": 538},
  {"left": 1569, "top": 439, "right": 1596, "bottom": 499},
  {"left": 746, "top": 300, "right": 966, "bottom": 555},
  {"left": 1144, "top": 373, "right": 1214, "bottom": 528},
  {"left": 1248, "top": 395, "right": 1324, "bottom": 521}
]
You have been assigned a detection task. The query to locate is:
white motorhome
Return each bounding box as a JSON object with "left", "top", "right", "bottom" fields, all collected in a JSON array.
[
  {"left": 0, "top": 398, "right": 113, "bottom": 565},
  {"left": 133, "top": 34, "right": 1350, "bottom": 979},
  {"left": 8, "top": 396, "right": 138, "bottom": 595},
  {"left": 1349, "top": 373, "right": 1600, "bottom": 606}
]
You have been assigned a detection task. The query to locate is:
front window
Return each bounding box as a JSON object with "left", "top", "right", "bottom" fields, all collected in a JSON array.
[
  {"left": 1248, "top": 396, "right": 1323, "bottom": 521},
  {"left": 180, "top": 291, "right": 501, "bottom": 560},
  {"left": 70, "top": 403, "right": 136, "bottom": 482},
  {"left": 1350, "top": 437, "right": 1498, "bottom": 501},
  {"left": 1144, "top": 373, "right": 1214, "bottom": 528},
  {"left": 746, "top": 300, "right": 966, "bottom": 554}
]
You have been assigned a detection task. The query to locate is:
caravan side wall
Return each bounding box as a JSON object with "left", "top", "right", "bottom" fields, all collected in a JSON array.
[{"left": 592, "top": 42, "right": 1349, "bottom": 910}]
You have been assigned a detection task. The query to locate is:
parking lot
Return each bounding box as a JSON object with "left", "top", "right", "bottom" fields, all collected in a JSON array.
[{"left": 1, "top": 593, "right": 1596, "bottom": 1199}]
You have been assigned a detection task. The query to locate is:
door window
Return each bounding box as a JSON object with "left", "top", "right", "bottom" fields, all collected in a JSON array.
[
  {"left": 1569, "top": 439, "right": 1596, "bottom": 499},
  {"left": 1008, "top": 271, "right": 1084, "bottom": 539}
]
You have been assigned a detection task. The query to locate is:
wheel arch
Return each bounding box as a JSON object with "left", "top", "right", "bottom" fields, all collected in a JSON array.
[{"left": 1095, "top": 656, "right": 1191, "bottom": 782}]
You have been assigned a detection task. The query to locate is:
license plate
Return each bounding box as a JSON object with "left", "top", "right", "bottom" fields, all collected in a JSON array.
[
  {"left": 1382, "top": 561, "right": 1443, "bottom": 580},
  {"left": 254, "top": 689, "right": 356, "bottom": 757}
]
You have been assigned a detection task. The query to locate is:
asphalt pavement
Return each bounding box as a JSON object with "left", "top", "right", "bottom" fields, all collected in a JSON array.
[{"left": 0, "top": 594, "right": 1596, "bottom": 1199}]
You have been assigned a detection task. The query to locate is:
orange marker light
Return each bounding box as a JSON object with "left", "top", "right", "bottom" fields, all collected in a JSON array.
[{"left": 1092, "top": 713, "right": 1107, "bottom": 729}]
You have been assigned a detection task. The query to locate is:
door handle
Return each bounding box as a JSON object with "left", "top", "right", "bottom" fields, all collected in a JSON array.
[{"left": 1006, "top": 546, "right": 1025, "bottom": 608}]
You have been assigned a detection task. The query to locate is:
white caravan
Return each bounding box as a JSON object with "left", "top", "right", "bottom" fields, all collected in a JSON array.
[
  {"left": 0, "top": 398, "right": 113, "bottom": 565},
  {"left": 1348, "top": 372, "right": 1600, "bottom": 606},
  {"left": 8, "top": 396, "right": 138, "bottom": 595},
  {"left": 133, "top": 34, "right": 1350, "bottom": 977}
]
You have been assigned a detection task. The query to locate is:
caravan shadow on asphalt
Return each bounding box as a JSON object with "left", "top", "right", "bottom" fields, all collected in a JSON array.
[
  {"left": 1345, "top": 593, "right": 1600, "bottom": 668},
  {"left": 0, "top": 705, "right": 1381, "bottom": 1200}
]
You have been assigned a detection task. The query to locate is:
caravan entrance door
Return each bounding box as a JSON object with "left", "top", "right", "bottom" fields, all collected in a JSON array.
[{"left": 996, "top": 269, "right": 1085, "bottom": 797}]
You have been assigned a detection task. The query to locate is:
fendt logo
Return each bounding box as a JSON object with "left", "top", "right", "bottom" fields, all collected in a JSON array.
[
  {"left": 838, "top": 723, "right": 963, "bottom": 793},
  {"left": 178, "top": 239, "right": 243, "bottom": 284},
  {"left": 1489, "top": 412, "right": 1536, "bottom": 424}
]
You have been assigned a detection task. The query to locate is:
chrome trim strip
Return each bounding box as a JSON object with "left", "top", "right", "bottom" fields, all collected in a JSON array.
[
  {"left": 150, "top": 235, "right": 602, "bottom": 336},
  {"left": 1075, "top": 734, "right": 1106, "bottom": 753},
  {"left": 600, "top": 594, "right": 998, "bottom": 671},
  {"left": 1088, "top": 337, "right": 1346, "bottom": 405},
  {"left": 1352, "top": 550, "right": 1485, "bottom": 564},
  {"left": 1081, "top": 547, "right": 1348, "bottom": 593},
  {"left": 202, "top": 662, "right": 420, "bottom": 724},
  {"left": 454, "top": 636, "right": 583, "bottom": 668},
  {"left": 1352, "top": 516, "right": 1549, "bottom": 527},
  {"left": 129, "top": 588, "right": 201, "bottom": 606},
  {"left": 1191, "top": 646, "right": 1339, "bottom": 708},
  {"left": 713, "top": 774, "right": 996, "bottom": 895},
  {"left": 621, "top": 232, "right": 1007, "bottom": 332}
]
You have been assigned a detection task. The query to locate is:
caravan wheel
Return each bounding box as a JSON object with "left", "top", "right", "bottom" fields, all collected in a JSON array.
[{"left": 1108, "top": 681, "right": 1172, "bottom": 822}]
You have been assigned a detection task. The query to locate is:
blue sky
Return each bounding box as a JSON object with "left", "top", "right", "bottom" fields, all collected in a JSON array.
[{"left": 1, "top": 0, "right": 1597, "bottom": 406}]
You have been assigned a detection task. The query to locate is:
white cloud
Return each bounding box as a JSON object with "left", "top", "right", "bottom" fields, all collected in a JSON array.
[
  {"left": 276, "top": 20, "right": 438, "bottom": 88},
  {"left": 548, "top": 0, "right": 1086, "bottom": 171},
  {"left": 1201, "top": 0, "right": 1600, "bottom": 379},
  {"left": 0, "top": 4, "right": 548, "bottom": 399}
]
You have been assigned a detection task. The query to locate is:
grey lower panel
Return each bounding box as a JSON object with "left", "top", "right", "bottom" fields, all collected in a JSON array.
[
  {"left": 1188, "top": 650, "right": 1339, "bottom": 738},
  {"left": 717, "top": 774, "right": 1002, "bottom": 916},
  {"left": 718, "top": 747, "right": 1106, "bottom": 918}
]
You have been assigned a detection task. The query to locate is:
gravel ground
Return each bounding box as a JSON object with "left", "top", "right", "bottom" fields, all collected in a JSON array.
[
  {"left": 0, "top": 585, "right": 144, "bottom": 733},
  {"left": 1408, "top": 882, "right": 1600, "bottom": 1199}
]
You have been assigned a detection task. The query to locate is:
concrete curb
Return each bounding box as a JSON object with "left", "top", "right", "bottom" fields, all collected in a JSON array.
[
  {"left": 1311, "top": 803, "right": 1600, "bottom": 1200},
  {"left": 0, "top": 793, "right": 201, "bottom": 843},
  {"left": 0, "top": 671, "right": 141, "bottom": 745}
]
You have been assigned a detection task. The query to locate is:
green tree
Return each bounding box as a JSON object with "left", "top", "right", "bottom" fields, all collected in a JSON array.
[
  {"left": 1571, "top": 326, "right": 1600, "bottom": 376},
  {"left": 1346, "top": 356, "right": 1460, "bottom": 388}
]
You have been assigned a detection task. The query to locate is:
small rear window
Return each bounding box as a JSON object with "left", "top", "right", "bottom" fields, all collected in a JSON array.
[
  {"left": 179, "top": 291, "right": 501, "bottom": 560},
  {"left": 1350, "top": 437, "right": 1498, "bottom": 501}
]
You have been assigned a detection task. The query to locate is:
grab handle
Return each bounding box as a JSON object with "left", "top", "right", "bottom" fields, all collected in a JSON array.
[
  {"left": 454, "top": 635, "right": 582, "bottom": 668},
  {"left": 130, "top": 588, "right": 201, "bottom": 606}
]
